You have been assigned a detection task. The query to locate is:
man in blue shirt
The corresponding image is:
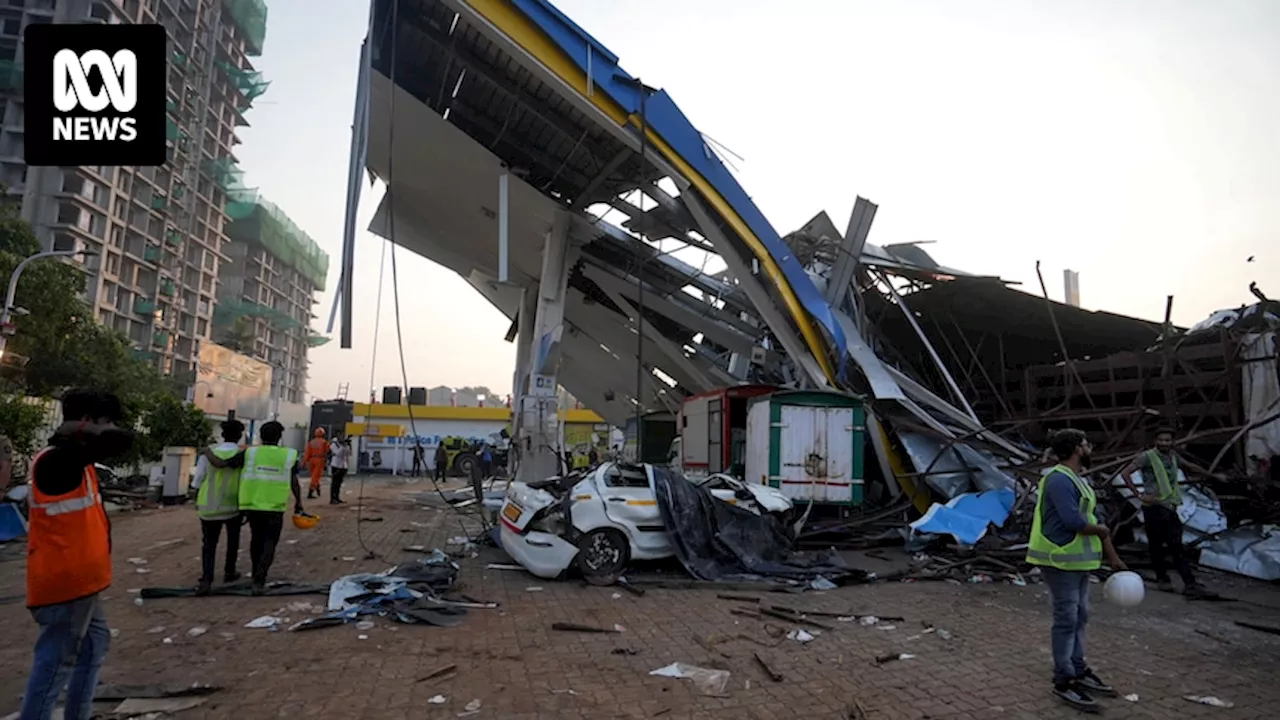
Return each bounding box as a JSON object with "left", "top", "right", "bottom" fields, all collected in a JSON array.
[{"left": 1030, "top": 428, "right": 1126, "bottom": 713}]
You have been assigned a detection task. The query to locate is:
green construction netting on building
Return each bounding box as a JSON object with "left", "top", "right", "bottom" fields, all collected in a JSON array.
[
  {"left": 213, "top": 298, "right": 301, "bottom": 330},
  {"left": 226, "top": 196, "right": 329, "bottom": 291},
  {"left": 308, "top": 334, "right": 331, "bottom": 347},
  {"left": 0, "top": 61, "right": 22, "bottom": 92},
  {"left": 223, "top": 0, "right": 267, "bottom": 57},
  {"left": 216, "top": 62, "right": 270, "bottom": 106},
  {"left": 206, "top": 157, "right": 247, "bottom": 193}
]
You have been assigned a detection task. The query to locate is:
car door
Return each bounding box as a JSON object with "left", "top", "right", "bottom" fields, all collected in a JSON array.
[{"left": 596, "top": 464, "right": 671, "bottom": 559}]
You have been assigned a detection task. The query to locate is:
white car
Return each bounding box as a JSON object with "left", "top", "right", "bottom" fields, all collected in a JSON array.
[{"left": 498, "top": 462, "right": 798, "bottom": 579}]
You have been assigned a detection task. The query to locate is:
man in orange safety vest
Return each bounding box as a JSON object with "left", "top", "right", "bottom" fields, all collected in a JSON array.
[{"left": 22, "top": 389, "right": 134, "bottom": 720}]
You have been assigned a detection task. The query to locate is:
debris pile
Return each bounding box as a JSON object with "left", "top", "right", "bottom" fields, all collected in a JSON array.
[{"left": 292, "top": 548, "right": 497, "bottom": 631}]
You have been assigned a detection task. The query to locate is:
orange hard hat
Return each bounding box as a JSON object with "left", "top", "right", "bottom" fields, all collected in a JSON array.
[{"left": 292, "top": 513, "right": 320, "bottom": 530}]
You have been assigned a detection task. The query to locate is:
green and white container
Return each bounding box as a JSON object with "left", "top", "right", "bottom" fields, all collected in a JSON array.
[{"left": 744, "top": 390, "right": 867, "bottom": 506}]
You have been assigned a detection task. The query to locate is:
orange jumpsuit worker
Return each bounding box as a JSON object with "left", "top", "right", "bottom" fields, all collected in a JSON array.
[{"left": 303, "top": 428, "right": 329, "bottom": 499}]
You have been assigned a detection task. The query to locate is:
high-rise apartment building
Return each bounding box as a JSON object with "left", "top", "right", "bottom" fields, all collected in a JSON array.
[
  {"left": 214, "top": 193, "right": 328, "bottom": 405},
  {"left": 0, "top": 1, "right": 325, "bottom": 403}
]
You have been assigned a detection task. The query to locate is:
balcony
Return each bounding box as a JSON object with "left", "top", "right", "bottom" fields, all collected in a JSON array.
[
  {"left": 165, "top": 227, "right": 182, "bottom": 246},
  {"left": 158, "top": 279, "right": 176, "bottom": 297},
  {"left": 134, "top": 297, "right": 156, "bottom": 315},
  {"left": 151, "top": 330, "right": 170, "bottom": 348},
  {"left": 151, "top": 195, "right": 168, "bottom": 210},
  {"left": 143, "top": 245, "right": 161, "bottom": 262}
]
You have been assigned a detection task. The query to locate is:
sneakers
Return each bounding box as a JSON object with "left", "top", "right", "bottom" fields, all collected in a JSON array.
[
  {"left": 224, "top": 571, "right": 243, "bottom": 584},
  {"left": 1054, "top": 681, "right": 1100, "bottom": 713},
  {"left": 195, "top": 580, "right": 212, "bottom": 597},
  {"left": 1077, "top": 669, "right": 1117, "bottom": 698},
  {"left": 251, "top": 580, "right": 266, "bottom": 596}
]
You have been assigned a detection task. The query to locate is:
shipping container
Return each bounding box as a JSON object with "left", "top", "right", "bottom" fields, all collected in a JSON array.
[
  {"left": 744, "top": 390, "right": 867, "bottom": 505},
  {"left": 677, "top": 385, "right": 776, "bottom": 478}
]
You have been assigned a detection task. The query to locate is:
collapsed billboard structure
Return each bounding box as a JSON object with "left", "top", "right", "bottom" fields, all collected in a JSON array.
[{"left": 331, "top": 0, "right": 1279, "bottom": 545}]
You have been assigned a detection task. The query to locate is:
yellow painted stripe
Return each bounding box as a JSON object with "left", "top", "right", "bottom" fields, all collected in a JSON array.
[
  {"left": 463, "top": 0, "right": 837, "bottom": 385},
  {"left": 877, "top": 421, "right": 931, "bottom": 513},
  {"left": 352, "top": 403, "right": 605, "bottom": 423},
  {"left": 625, "top": 499, "right": 658, "bottom": 506}
]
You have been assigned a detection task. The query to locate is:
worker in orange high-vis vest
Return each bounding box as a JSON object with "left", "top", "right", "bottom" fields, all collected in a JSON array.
[
  {"left": 22, "top": 390, "right": 134, "bottom": 720},
  {"left": 303, "top": 428, "right": 329, "bottom": 499}
]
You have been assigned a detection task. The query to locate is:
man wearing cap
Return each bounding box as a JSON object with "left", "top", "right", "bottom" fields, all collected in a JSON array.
[{"left": 190, "top": 419, "right": 247, "bottom": 596}]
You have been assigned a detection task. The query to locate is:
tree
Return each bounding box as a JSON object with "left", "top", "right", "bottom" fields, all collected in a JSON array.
[
  {"left": 121, "top": 392, "right": 213, "bottom": 470},
  {"left": 0, "top": 199, "right": 212, "bottom": 466},
  {"left": 0, "top": 395, "right": 49, "bottom": 456},
  {"left": 0, "top": 201, "right": 97, "bottom": 398}
]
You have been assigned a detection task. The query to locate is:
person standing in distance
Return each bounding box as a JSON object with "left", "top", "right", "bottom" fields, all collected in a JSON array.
[
  {"left": 190, "top": 419, "right": 247, "bottom": 595},
  {"left": 329, "top": 435, "right": 350, "bottom": 505},
  {"left": 1026, "top": 428, "right": 1127, "bottom": 713},
  {"left": 22, "top": 390, "right": 134, "bottom": 720},
  {"left": 303, "top": 428, "right": 329, "bottom": 499},
  {"left": 204, "top": 420, "right": 303, "bottom": 595},
  {"left": 433, "top": 442, "right": 448, "bottom": 482},
  {"left": 1118, "top": 427, "right": 1210, "bottom": 596}
]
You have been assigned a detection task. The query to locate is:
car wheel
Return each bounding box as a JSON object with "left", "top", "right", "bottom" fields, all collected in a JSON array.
[{"left": 576, "top": 528, "right": 629, "bottom": 581}]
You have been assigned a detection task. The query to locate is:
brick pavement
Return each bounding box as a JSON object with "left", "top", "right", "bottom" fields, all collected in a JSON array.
[{"left": 2, "top": 476, "right": 1280, "bottom": 719}]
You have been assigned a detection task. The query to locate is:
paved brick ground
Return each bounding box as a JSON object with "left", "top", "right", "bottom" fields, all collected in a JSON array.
[{"left": 3, "top": 475, "right": 1280, "bottom": 719}]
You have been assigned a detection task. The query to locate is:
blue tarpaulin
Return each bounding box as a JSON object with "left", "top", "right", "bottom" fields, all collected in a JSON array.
[
  {"left": 909, "top": 488, "right": 1016, "bottom": 546},
  {"left": 0, "top": 504, "right": 26, "bottom": 542}
]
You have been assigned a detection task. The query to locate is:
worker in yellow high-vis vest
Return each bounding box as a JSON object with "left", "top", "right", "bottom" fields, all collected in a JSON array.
[
  {"left": 1119, "top": 427, "right": 1210, "bottom": 596},
  {"left": 190, "top": 419, "right": 248, "bottom": 596},
  {"left": 203, "top": 421, "right": 303, "bottom": 595},
  {"left": 1026, "top": 429, "right": 1126, "bottom": 713}
]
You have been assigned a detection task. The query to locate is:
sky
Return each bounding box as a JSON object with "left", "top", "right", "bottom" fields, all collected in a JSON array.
[{"left": 235, "top": 0, "right": 1280, "bottom": 403}]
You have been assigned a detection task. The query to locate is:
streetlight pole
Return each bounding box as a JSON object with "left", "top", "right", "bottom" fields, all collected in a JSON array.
[{"left": 0, "top": 249, "right": 98, "bottom": 358}]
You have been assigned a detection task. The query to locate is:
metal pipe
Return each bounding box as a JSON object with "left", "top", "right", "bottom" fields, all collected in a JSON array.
[
  {"left": 498, "top": 168, "right": 509, "bottom": 282},
  {"left": 876, "top": 271, "right": 979, "bottom": 423}
]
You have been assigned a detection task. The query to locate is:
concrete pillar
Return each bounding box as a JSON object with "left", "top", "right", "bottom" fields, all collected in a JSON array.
[
  {"left": 509, "top": 284, "right": 537, "bottom": 469},
  {"left": 515, "top": 213, "right": 575, "bottom": 483}
]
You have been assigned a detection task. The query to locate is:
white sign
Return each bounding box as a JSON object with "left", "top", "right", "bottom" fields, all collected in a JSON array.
[
  {"left": 530, "top": 374, "right": 557, "bottom": 397},
  {"left": 52, "top": 49, "right": 138, "bottom": 141}
]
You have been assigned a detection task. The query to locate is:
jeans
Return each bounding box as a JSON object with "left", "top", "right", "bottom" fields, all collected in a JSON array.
[
  {"left": 1145, "top": 504, "right": 1196, "bottom": 585},
  {"left": 330, "top": 468, "right": 347, "bottom": 502},
  {"left": 1042, "top": 567, "right": 1090, "bottom": 685},
  {"left": 21, "top": 593, "right": 110, "bottom": 720},
  {"left": 245, "top": 510, "right": 284, "bottom": 584}
]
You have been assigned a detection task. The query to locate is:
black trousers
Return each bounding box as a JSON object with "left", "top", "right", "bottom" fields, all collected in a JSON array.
[
  {"left": 434, "top": 463, "right": 446, "bottom": 482},
  {"left": 244, "top": 510, "right": 284, "bottom": 584},
  {"left": 1145, "top": 503, "right": 1195, "bottom": 585},
  {"left": 330, "top": 468, "right": 348, "bottom": 502},
  {"left": 199, "top": 516, "right": 242, "bottom": 583}
]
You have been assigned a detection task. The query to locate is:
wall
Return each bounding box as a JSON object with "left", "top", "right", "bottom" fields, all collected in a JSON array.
[{"left": 351, "top": 403, "right": 608, "bottom": 474}]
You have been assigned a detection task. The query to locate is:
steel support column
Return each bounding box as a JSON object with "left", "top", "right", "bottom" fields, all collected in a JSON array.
[{"left": 517, "top": 212, "right": 575, "bottom": 483}]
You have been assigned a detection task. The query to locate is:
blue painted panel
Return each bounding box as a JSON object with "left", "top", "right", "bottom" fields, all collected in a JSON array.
[
  {"left": 507, "top": 0, "right": 849, "bottom": 371},
  {"left": 517, "top": 0, "right": 619, "bottom": 63}
]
